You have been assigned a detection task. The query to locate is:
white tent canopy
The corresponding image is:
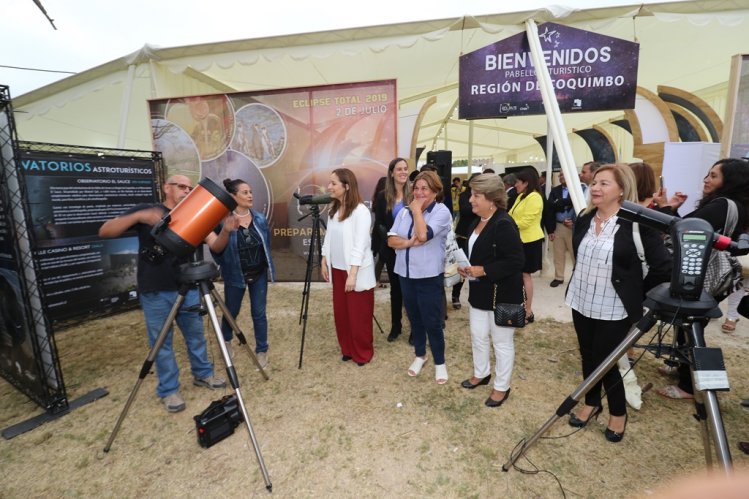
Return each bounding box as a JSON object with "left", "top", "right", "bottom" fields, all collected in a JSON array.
[{"left": 10, "top": 1, "right": 749, "bottom": 169}]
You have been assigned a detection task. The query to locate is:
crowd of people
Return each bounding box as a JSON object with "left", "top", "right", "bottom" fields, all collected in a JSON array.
[{"left": 99, "top": 157, "right": 749, "bottom": 448}]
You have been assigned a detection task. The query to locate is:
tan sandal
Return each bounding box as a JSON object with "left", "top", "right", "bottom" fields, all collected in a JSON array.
[{"left": 721, "top": 319, "right": 738, "bottom": 333}]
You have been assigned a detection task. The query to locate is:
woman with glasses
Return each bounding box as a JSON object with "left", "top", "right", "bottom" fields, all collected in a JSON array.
[{"left": 211, "top": 178, "right": 275, "bottom": 368}]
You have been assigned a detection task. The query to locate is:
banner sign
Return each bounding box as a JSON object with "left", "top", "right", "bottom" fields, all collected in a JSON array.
[
  {"left": 19, "top": 150, "right": 158, "bottom": 323},
  {"left": 0, "top": 182, "right": 47, "bottom": 401},
  {"left": 459, "top": 22, "right": 639, "bottom": 119},
  {"left": 149, "top": 80, "right": 397, "bottom": 280}
]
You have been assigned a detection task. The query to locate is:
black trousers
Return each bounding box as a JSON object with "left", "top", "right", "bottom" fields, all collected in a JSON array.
[
  {"left": 384, "top": 255, "right": 403, "bottom": 333},
  {"left": 572, "top": 309, "right": 629, "bottom": 417}
]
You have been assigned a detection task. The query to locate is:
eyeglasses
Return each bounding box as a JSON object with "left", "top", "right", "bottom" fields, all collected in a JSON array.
[{"left": 168, "top": 182, "right": 193, "bottom": 192}]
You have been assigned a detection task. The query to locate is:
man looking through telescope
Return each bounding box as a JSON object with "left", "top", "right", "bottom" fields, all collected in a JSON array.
[{"left": 99, "top": 175, "right": 238, "bottom": 413}]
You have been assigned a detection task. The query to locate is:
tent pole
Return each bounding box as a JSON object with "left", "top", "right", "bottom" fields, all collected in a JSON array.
[
  {"left": 468, "top": 120, "right": 474, "bottom": 176},
  {"left": 545, "top": 116, "right": 553, "bottom": 198},
  {"left": 117, "top": 64, "right": 136, "bottom": 149},
  {"left": 525, "top": 20, "right": 584, "bottom": 213}
]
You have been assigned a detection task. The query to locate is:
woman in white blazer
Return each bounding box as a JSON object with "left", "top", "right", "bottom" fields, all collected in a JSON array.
[{"left": 321, "top": 168, "right": 376, "bottom": 365}]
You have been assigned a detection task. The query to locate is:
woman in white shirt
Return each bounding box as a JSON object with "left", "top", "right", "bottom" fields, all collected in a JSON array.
[{"left": 321, "top": 168, "right": 377, "bottom": 365}]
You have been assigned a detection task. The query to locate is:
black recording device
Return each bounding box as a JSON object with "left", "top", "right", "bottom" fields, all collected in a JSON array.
[
  {"left": 293, "top": 191, "right": 332, "bottom": 205},
  {"left": 618, "top": 201, "right": 749, "bottom": 300},
  {"left": 193, "top": 394, "right": 243, "bottom": 448}
]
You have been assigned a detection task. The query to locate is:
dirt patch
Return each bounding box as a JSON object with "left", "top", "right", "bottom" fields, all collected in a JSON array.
[{"left": 2, "top": 282, "right": 749, "bottom": 497}]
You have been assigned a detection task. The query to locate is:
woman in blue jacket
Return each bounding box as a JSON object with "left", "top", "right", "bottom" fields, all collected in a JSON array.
[{"left": 212, "top": 178, "right": 275, "bottom": 368}]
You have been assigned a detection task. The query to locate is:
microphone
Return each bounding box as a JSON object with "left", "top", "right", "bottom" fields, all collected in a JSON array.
[{"left": 293, "top": 192, "right": 332, "bottom": 205}]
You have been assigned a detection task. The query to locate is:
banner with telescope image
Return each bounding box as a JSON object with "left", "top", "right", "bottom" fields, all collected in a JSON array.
[
  {"left": 459, "top": 22, "right": 639, "bottom": 119},
  {"left": 148, "top": 80, "right": 397, "bottom": 281}
]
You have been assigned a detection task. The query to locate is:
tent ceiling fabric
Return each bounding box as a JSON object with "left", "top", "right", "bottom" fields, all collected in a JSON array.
[{"left": 12, "top": 1, "right": 749, "bottom": 165}]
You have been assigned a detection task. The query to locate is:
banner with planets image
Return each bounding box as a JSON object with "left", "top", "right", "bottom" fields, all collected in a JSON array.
[{"left": 149, "top": 80, "right": 397, "bottom": 280}]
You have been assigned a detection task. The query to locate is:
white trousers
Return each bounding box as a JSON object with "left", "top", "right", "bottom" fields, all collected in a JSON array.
[
  {"left": 726, "top": 278, "right": 748, "bottom": 321},
  {"left": 469, "top": 306, "right": 515, "bottom": 391}
]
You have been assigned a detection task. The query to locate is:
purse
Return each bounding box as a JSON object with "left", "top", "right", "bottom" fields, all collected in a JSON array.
[
  {"left": 493, "top": 284, "right": 526, "bottom": 328},
  {"left": 243, "top": 267, "right": 265, "bottom": 285},
  {"left": 703, "top": 198, "right": 743, "bottom": 300}
]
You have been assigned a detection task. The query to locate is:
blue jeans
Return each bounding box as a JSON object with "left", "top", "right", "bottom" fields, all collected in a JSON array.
[
  {"left": 400, "top": 274, "right": 445, "bottom": 365},
  {"left": 140, "top": 289, "right": 214, "bottom": 398},
  {"left": 220, "top": 272, "right": 268, "bottom": 353}
]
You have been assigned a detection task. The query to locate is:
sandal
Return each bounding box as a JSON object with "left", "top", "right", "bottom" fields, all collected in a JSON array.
[
  {"left": 657, "top": 365, "right": 677, "bottom": 377},
  {"left": 435, "top": 364, "right": 448, "bottom": 385},
  {"left": 721, "top": 319, "right": 738, "bottom": 333},
  {"left": 407, "top": 356, "right": 428, "bottom": 377},
  {"left": 656, "top": 385, "right": 694, "bottom": 400}
]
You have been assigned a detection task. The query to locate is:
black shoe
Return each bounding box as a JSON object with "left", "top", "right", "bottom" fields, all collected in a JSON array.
[
  {"left": 568, "top": 405, "right": 603, "bottom": 428},
  {"left": 356, "top": 362, "right": 366, "bottom": 367},
  {"left": 461, "top": 375, "right": 491, "bottom": 389},
  {"left": 550, "top": 279, "right": 564, "bottom": 288},
  {"left": 604, "top": 414, "right": 628, "bottom": 443},
  {"left": 387, "top": 329, "right": 401, "bottom": 342},
  {"left": 452, "top": 298, "right": 461, "bottom": 310},
  {"left": 342, "top": 355, "right": 352, "bottom": 362},
  {"left": 485, "top": 388, "right": 511, "bottom": 408},
  {"left": 408, "top": 334, "right": 414, "bottom": 346},
  {"left": 741, "top": 399, "right": 749, "bottom": 408}
]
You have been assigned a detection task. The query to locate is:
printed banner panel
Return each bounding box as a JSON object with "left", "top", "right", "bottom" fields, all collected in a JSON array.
[
  {"left": 0, "top": 185, "right": 46, "bottom": 400},
  {"left": 19, "top": 150, "right": 158, "bottom": 323},
  {"left": 459, "top": 22, "right": 639, "bottom": 119},
  {"left": 149, "top": 80, "right": 397, "bottom": 281}
]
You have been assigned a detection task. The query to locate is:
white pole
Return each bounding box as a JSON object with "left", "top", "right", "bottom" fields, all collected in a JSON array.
[{"left": 525, "top": 20, "right": 584, "bottom": 212}]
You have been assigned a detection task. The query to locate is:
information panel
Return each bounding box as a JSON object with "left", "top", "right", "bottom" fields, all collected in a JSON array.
[{"left": 19, "top": 150, "right": 158, "bottom": 323}]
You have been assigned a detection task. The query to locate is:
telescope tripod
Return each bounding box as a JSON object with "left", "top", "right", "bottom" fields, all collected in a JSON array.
[
  {"left": 503, "top": 283, "right": 733, "bottom": 474},
  {"left": 296, "top": 204, "right": 384, "bottom": 369},
  {"left": 104, "top": 256, "right": 272, "bottom": 492}
]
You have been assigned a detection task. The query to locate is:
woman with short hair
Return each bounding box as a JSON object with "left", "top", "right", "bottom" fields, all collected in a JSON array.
[
  {"left": 565, "top": 163, "right": 671, "bottom": 442},
  {"left": 458, "top": 174, "right": 524, "bottom": 407},
  {"left": 388, "top": 170, "right": 452, "bottom": 384}
]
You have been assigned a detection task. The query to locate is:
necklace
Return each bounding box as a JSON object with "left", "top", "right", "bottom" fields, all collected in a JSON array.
[
  {"left": 234, "top": 210, "right": 251, "bottom": 217},
  {"left": 595, "top": 211, "right": 615, "bottom": 223},
  {"left": 480, "top": 208, "right": 496, "bottom": 222}
]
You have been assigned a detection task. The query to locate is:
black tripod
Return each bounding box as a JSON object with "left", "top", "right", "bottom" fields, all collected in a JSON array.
[
  {"left": 104, "top": 252, "right": 272, "bottom": 492},
  {"left": 503, "top": 204, "right": 749, "bottom": 474},
  {"left": 297, "top": 203, "right": 325, "bottom": 369},
  {"left": 296, "top": 203, "right": 385, "bottom": 369}
]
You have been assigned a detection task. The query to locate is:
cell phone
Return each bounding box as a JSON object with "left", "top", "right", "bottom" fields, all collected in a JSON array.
[{"left": 659, "top": 176, "right": 664, "bottom": 189}]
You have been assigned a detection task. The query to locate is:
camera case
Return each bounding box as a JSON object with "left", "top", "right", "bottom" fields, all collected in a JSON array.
[{"left": 193, "top": 394, "right": 242, "bottom": 448}]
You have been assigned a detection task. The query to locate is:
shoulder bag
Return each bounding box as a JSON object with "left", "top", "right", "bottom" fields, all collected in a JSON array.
[
  {"left": 493, "top": 283, "right": 526, "bottom": 328},
  {"left": 704, "top": 198, "right": 743, "bottom": 300}
]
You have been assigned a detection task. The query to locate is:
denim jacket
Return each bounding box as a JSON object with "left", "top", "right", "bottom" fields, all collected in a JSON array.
[{"left": 211, "top": 209, "right": 276, "bottom": 288}]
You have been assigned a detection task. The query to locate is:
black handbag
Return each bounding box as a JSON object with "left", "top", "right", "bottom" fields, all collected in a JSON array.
[
  {"left": 243, "top": 266, "right": 265, "bottom": 285},
  {"left": 493, "top": 284, "right": 526, "bottom": 328}
]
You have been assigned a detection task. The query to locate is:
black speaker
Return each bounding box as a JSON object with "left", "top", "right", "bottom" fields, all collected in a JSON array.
[{"left": 426, "top": 150, "right": 452, "bottom": 211}]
